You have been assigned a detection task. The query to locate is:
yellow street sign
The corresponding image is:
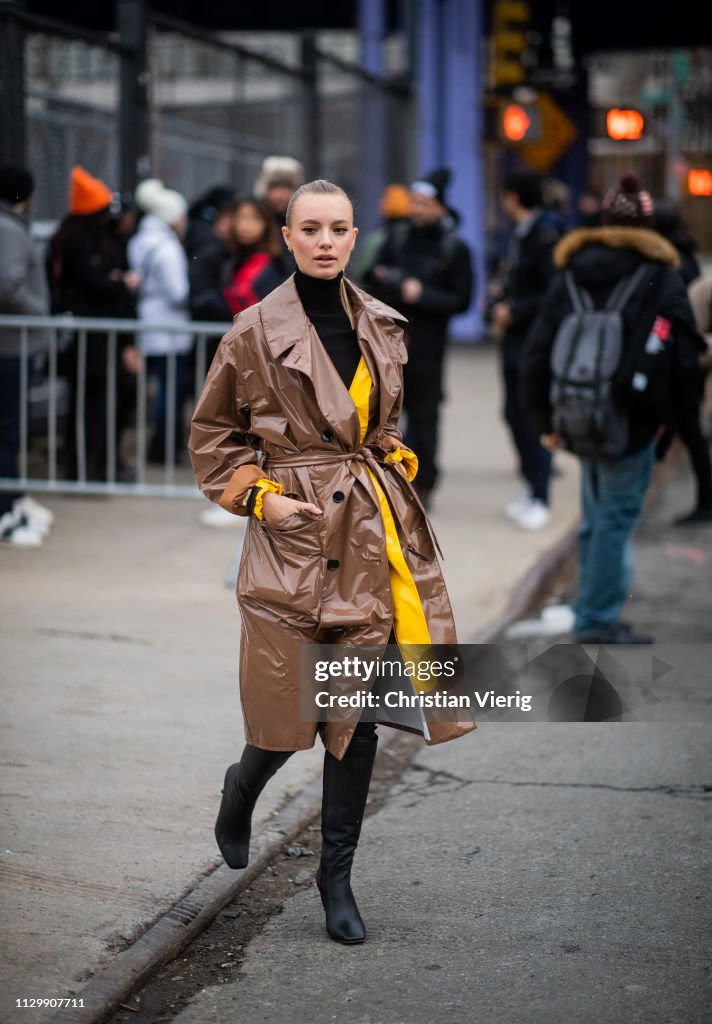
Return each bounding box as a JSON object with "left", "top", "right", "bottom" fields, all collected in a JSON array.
[{"left": 518, "top": 92, "right": 577, "bottom": 173}]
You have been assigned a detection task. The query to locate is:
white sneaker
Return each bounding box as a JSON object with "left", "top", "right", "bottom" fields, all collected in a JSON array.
[
  {"left": 199, "top": 504, "right": 244, "bottom": 528},
  {"left": 504, "top": 487, "right": 531, "bottom": 520},
  {"left": 513, "top": 498, "right": 551, "bottom": 531},
  {"left": 0, "top": 510, "right": 44, "bottom": 548},
  {"left": 541, "top": 604, "right": 575, "bottom": 631},
  {"left": 14, "top": 495, "right": 54, "bottom": 531}
]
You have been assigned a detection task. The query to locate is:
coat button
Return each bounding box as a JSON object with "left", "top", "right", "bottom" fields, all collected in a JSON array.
[
  {"left": 332, "top": 491, "right": 345, "bottom": 503},
  {"left": 327, "top": 559, "right": 340, "bottom": 571},
  {"left": 321, "top": 429, "right": 334, "bottom": 442}
]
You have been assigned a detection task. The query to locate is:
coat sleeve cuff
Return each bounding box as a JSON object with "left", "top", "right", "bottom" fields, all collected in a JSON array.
[
  {"left": 218, "top": 464, "right": 266, "bottom": 516},
  {"left": 251, "top": 478, "right": 284, "bottom": 520},
  {"left": 384, "top": 447, "right": 418, "bottom": 481}
]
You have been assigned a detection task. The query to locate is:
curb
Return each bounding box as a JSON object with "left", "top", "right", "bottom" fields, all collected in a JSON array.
[
  {"left": 474, "top": 521, "right": 580, "bottom": 643},
  {"left": 50, "top": 776, "right": 323, "bottom": 1024},
  {"left": 50, "top": 524, "right": 579, "bottom": 1024},
  {"left": 50, "top": 731, "right": 400, "bottom": 1024}
]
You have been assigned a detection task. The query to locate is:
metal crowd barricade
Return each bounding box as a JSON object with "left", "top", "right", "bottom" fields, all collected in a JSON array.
[{"left": 0, "top": 314, "right": 230, "bottom": 498}]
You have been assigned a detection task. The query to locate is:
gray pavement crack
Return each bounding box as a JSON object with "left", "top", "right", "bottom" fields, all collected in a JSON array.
[
  {"left": 32, "top": 627, "right": 154, "bottom": 646},
  {"left": 406, "top": 765, "right": 711, "bottom": 800}
]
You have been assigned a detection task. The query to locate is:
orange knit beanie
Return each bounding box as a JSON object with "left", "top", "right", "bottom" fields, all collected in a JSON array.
[
  {"left": 70, "top": 165, "right": 112, "bottom": 215},
  {"left": 380, "top": 184, "right": 411, "bottom": 219}
]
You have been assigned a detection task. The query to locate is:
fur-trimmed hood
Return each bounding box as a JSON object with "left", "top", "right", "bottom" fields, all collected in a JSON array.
[{"left": 554, "top": 226, "right": 680, "bottom": 270}]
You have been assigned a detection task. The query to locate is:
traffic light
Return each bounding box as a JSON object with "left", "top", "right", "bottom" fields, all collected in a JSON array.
[
  {"left": 499, "top": 102, "right": 541, "bottom": 143},
  {"left": 606, "top": 109, "right": 645, "bottom": 141},
  {"left": 492, "top": 0, "right": 530, "bottom": 88},
  {"left": 688, "top": 169, "right": 712, "bottom": 196}
]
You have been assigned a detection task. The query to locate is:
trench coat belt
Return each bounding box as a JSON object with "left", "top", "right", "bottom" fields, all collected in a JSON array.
[
  {"left": 266, "top": 446, "right": 376, "bottom": 470},
  {"left": 264, "top": 446, "right": 444, "bottom": 560}
]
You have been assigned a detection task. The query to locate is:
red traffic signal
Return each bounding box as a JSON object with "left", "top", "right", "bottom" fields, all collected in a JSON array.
[
  {"left": 688, "top": 169, "right": 712, "bottom": 196},
  {"left": 503, "top": 104, "right": 530, "bottom": 141},
  {"left": 606, "top": 108, "right": 645, "bottom": 141},
  {"left": 499, "top": 102, "right": 540, "bottom": 143}
]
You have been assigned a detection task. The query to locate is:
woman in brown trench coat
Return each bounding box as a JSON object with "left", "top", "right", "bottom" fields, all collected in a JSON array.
[{"left": 189, "top": 180, "right": 474, "bottom": 945}]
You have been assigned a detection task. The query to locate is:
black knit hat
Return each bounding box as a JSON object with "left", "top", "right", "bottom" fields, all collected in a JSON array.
[
  {"left": 0, "top": 165, "right": 34, "bottom": 205},
  {"left": 411, "top": 168, "right": 452, "bottom": 205},
  {"left": 602, "top": 172, "right": 654, "bottom": 228}
]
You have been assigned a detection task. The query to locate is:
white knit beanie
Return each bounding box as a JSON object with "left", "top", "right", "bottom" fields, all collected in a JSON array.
[
  {"left": 151, "top": 188, "right": 188, "bottom": 227},
  {"left": 134, "top": 178, "right": 165, "bottom": 214},
  {"left": 253, "top": 156, "right": 305, "bottom": 199}
]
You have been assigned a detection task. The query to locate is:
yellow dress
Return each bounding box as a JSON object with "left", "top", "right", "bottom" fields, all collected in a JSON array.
[{"left": 348, "top": 355, "right": 432, "bottom": 650}]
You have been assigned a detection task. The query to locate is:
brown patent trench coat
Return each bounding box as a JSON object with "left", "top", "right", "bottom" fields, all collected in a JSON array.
[{"left": 189, "top": 274, "right": 476, "bottom": 760}]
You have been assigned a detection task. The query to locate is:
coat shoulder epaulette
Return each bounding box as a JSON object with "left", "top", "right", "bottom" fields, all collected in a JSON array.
[
  {"left": 221, "top": 305, "right": 264, "bottom": 351},
  {"left": 345, "top": 278, "right": 409, "bottom": 325}
]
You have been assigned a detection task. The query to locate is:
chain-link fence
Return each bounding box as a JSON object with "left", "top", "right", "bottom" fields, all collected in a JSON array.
[
  {"left": 25, "top": 32, "right": 122, "bottom": 222},
  {"left": 1, "top": 7, "right": 414, "bottom": 226},
  {"left": 147, "top": 24, "right": 308, "bottom": 200}
]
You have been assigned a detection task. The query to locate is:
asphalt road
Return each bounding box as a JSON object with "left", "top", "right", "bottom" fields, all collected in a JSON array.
[
  {"left": 168, "top": 454, "right": 712, "bottom": 1024},
  {"left": 0, "top": 345, "right": 581, "bottom": 1021}
]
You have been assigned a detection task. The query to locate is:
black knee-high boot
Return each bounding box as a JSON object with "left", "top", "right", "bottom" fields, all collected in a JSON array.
[
  {"left": 215, "top": 745, "right": 293, "bottom": 869},
  {"left": 316, "top": 723, "right": 378, "bottom": 944}
]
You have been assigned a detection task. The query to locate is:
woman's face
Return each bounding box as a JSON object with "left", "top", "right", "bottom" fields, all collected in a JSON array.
[
  {"left": 233, "top": 203, "right": 267, "bottom": 247},
  {"left": 282, "top": 193, "right": 358, "bottom": 279}
]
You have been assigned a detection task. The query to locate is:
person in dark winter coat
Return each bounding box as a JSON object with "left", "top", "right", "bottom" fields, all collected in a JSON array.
[
  {"left": 653, "top": 200, "right": 701, "bottom": 287},
  {"left": 689, "top": 274, "right": 712, "bottom": 427},
  {"left": 187, "top": 185, "right": 236, "bottom": 327},
  {"left": 49, "top": 166, "right": 140, "bottom": 481},
  {"left": 521, "top": 173, "right": 705, "bottom": 642},
  {"left": 364, "top": 169, "right": 473, "bottom": 506},
  {"left": 351, "top": 184, "right": 411, "bottom": 283},
  {"left": 186, "top": 185, "right": 235, "bottom": 258},
  {"left": 491, "top": 171, "right": 563, "bottom": 531},
  {"left": 651, "top": 201, "right": 710, "bottom": 524},
  {"left": 0, "top": 165, "right": 53, "bottom": 547}
]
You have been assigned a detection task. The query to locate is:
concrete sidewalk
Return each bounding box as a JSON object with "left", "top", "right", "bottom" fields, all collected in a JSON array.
[{"left": 0, "top": 345, "right": 582, "bottom": 1019}]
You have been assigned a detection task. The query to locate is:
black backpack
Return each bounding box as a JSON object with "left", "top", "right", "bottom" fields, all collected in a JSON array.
[{"left": 549, "top": 266, "right": 647, "bottom": 459}]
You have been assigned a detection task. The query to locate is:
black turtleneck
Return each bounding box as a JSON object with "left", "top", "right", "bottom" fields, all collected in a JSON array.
[{"left": 295, "top": 268, "right": 361, "bottom": 388}]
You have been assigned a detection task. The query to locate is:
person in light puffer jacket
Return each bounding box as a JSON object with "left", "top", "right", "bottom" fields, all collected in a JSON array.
[{"left": 128, "top": 188, "right": 192, "bottom": 463}]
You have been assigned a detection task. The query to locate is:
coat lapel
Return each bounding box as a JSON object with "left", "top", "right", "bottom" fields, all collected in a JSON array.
[
  {"left": 344, "top": 279, "right": 408, "bottom": 439},
  {"left": 260, "top": 276, "right": 359, "bottom": 446},
  {"left": 260, "top": 274, "right": 407, "bottom": 448}
]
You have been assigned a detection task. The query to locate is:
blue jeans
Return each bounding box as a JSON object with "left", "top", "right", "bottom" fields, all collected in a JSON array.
[{"left": 574, "top": 442, "right": 656, "bottom": 635}]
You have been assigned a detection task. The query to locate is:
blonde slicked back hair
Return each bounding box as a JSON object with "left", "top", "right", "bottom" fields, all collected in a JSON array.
[{"left": 285, "top": 179, "right": 353, "bottom": 227}]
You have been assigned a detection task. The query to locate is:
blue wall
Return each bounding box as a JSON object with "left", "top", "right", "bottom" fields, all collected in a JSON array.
[{"left": 416, "top": 0, "right": 485, "bottom": 340}]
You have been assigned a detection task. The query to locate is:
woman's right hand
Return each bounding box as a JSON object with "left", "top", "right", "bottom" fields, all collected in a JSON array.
[{"left": 261, "top": 491, "right": 322, "bottom": 524}]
